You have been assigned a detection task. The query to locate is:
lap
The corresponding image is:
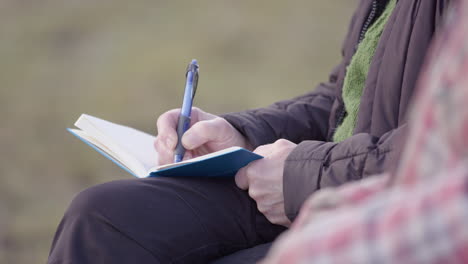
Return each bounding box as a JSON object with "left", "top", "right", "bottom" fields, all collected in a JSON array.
[
  {"left": 210, "top": 242, "right": 273, "bottom": 264},
  {"left": 66, "top": 176, "right": 285, "bottom": 263}
]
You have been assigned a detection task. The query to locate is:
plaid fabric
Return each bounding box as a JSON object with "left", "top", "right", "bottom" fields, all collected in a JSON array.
[{"left": 262, "top": 1, "right": 468, "bottom": 263}]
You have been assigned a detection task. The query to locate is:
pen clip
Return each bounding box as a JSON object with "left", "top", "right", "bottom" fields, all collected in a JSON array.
[{"left": 186, "top": 62, "right": 199, "bottom": 101}]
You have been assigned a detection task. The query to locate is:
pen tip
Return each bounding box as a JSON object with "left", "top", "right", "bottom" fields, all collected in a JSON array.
[{"left": 191, "top": 59, "right": 198, "bottom": 65}]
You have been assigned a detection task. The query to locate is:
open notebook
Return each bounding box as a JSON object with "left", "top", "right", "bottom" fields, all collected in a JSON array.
[{"left": 67, "top": 114, "right": 262, "bottom": 178}]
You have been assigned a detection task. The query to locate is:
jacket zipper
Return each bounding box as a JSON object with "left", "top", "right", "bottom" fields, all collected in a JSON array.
[
  {"left": 359, "top": 0, "right": 379, "bottom": 43},
  {"left": 330, "top": 0, "right": 380, "bottom": 141}
]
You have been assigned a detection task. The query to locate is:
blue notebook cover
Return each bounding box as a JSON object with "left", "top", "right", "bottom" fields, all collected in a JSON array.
[
  {"left": 68, "top": 128, "right": 262, "bottom": 178},
  {"left": 150, "top": 148, "right": 263, "bottom": 177}
]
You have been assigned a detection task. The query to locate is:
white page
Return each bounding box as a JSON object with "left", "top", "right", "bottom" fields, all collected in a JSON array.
[
  {"left": 77, "top": 114, "right": 158, "bottom": 173},
  {"left": 69, "top": 128, "right": 132, "bottom": 172}
]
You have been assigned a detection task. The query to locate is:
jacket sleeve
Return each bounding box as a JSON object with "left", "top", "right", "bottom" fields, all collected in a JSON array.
[
  {"left": 222, "top": 75, "right": 338, "bottom": 148},
  {"left": 283, "top": 125, "right": 405, "bottom": 221}
]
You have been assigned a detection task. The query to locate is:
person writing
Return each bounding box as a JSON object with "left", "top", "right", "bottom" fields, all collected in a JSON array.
[{"left": 48, "top": 0, "right": 450, "bottom": 263}]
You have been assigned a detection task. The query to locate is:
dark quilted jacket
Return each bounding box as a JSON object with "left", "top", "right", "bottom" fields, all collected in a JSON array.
[{"left": 223, "top": 0, "right": 449, "bottom": 221}]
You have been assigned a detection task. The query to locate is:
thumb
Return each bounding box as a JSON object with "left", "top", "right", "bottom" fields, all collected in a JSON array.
[
  {"left": 235, "top": 167, "right": 249, "bottom": 190},
  {"left": 181, "top": 119, "right": 225, "bottom": 150}
]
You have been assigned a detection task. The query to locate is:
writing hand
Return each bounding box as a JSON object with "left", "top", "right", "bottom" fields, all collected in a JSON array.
[{"left": 154, "top": 107, "right": 252, "bottom": 165}]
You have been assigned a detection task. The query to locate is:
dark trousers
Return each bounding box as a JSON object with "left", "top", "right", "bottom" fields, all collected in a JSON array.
[{"left": 48, "top": 176, "right": 286, "bottom": 264}]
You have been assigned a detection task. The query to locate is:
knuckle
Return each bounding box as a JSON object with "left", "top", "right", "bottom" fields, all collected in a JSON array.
[
  {"left": 156, "top": 136, "right": 172, "bottom": 151},
  {"left": 254, "top": 144, "right": 269, "bottom": 154},
  {"left": 157, "top": 134, "right": 169, "bottom": 146},
  {"left": 248, "top": 188, "right": 259, "bottom": 200},
  {"left": 156, "top": 116, "right": 164, "bottom": 130},
  {"left": 213, "top": 116, "right": 226, "bottom": 124},
  {"left": 154, "top": 138, "right": 162, "bottom": 150},
  {"left": 248, "top": 185, "right": 264, "bottom": 201},
  {"left": 212, "top": 117, "right": 224, "bottom": 126},
  {"left": 157, "top": 109, "right": 179, "bottom": 127},
  {"left": 276, "top": 138, "right": 288, "bottom": 146},
  {"left": 245, "top": 166, "right": 255, "bottom": 179},
  {"left": 156, "top": 116, "right": 169, "bottom": 131},
  {"left": 277, "top": 138, "right": 286, "bottom": 144},
  {"left": 213, "top": 118, "right": 230, "bottom": 134},
  {"left": 257, "top": 204, "right": 266, "bottom": 214}
]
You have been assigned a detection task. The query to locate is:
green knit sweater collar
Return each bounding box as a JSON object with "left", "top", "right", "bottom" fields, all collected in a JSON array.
[{"left": 333, "top": 0, "right": 396, "bottom": 142}]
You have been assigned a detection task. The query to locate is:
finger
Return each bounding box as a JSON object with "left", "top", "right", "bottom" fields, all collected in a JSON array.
[
  {"left": 253, "top": 143, "right": 272, "bottom": 156},
  {"left": 156, "top": 109, "right": 180, "bottom": 149},
  {"left": 181, "top": 118, "right": 227, "bottom": 150},
  {"left": 235, "top": 166, "right": 249, "bottom": 190},
  {"left": 155, "top": 138, "right": 175, "bottom": 165}
]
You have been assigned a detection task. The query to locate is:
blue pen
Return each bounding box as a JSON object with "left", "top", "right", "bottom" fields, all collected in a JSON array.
[{"left": 174, "top": 59, "right": 199, "bottom": 163}]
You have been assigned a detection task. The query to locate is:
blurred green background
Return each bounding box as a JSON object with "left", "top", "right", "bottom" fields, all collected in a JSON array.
[{"left": 0, "top": 0, "right": 356, "bottom": 263}]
